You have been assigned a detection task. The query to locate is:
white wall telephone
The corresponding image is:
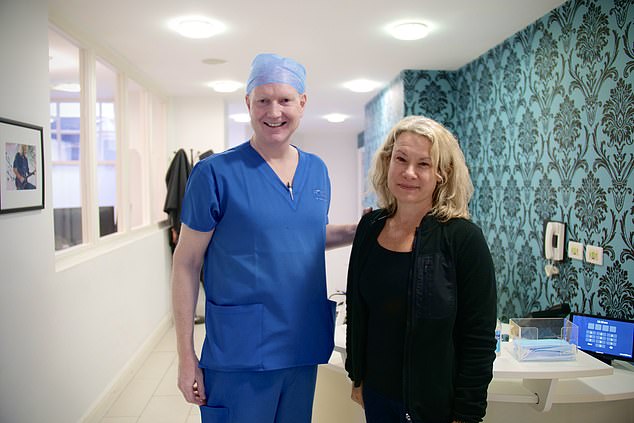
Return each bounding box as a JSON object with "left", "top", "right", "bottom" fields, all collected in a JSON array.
[{"left": 544, "top": 221, "right": 566, "bottom": 261}]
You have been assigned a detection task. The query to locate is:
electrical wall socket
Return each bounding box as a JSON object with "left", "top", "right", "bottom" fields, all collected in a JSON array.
[
  {"left": 568, "top": 241, "right": 583, "bottom": 260},
  {"left": 585, "top": 244, "right": 603, "bottom": 265}
]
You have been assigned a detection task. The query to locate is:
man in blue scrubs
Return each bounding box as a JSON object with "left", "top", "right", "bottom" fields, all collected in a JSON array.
[{"left": 172, "top": 53, "right": 357, "bottom": 422}]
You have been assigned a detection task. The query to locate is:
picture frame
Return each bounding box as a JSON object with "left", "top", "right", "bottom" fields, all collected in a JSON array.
[{"left": 0, "top": 117, "right": 45, "bottom": 214}]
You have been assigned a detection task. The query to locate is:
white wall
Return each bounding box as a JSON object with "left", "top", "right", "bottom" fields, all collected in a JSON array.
[
  {"left": 227, "top": 118, "right": 253, "bottom": 149},
  {"left": 294, "top": 129, "right": 360, "bottom": 295},
  {"left": 168, "top": 96, "right": 226, "bottom": 157},
  {"left": 0, "top": 2, "right": 173, "bottom": 421}
]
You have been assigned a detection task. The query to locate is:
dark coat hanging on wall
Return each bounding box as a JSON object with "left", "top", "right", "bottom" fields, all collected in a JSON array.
[{"left": 164, "top": 148, "right": 192, "bottom": 252}]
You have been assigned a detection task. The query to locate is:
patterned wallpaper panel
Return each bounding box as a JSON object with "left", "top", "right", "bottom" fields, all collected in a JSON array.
[
  {"left": 362, "top": 0, "right": 633, "bottom": 320},
  {"left": 362, "top": 76, "right": 404, "bottom": 207}
]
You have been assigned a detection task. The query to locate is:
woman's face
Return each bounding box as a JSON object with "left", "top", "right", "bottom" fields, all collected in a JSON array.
[{"left": 387, "top": 131, "right": 439, "bottom": 210}]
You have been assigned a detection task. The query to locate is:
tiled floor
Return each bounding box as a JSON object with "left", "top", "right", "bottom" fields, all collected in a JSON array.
[{"left": 99, "top": 323, "right": 206, "bottom": 423}]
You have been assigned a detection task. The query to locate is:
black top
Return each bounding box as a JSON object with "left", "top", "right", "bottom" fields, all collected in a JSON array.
[
  {"left": 346, "top": 209, "right": 497, "bottom": 423},
  {"left": 359, "top": 237, "right": 411, "bottom": 400}
]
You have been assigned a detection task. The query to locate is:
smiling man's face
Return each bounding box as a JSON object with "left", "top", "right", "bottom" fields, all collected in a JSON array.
[{"left": 246, "top": 83, "right": 306, "bottom": 147}]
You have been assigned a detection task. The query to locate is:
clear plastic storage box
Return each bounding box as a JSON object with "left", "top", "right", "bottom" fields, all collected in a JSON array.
[{"left": 508, "top": 318, "right": 578, "bottom": 361}]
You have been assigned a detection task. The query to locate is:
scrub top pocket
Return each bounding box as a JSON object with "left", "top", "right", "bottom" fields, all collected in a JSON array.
[{"left": 205, "top": 302, "right": 264, "bottom": 370}]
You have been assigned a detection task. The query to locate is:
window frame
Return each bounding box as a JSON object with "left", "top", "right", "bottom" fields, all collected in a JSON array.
[{"left": 49, "top": 23, "right": 169, "bottom": 269}]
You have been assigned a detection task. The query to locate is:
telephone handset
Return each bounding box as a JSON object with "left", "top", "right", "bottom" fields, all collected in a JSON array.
[{"left": 544, "top": 221, "right": 566, "bottom": 261}]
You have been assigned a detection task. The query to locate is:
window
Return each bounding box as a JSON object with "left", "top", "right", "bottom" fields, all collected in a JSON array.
[
  {"left": 96, "top": 60, "right": 118, "bottom": 237},
  {"left": 126, "top": 79, "right": 168, "bottom": 228},
  {"left": 49, "top": 25, "right": 169, "bottom": 255},
  {"left": 49, "top": 29, "right": 82, "bottom": 251},
  {"left": 149, "top": 95, "right": 167, "bottom": 223},
  {"left": 127, "top": 78, "right": 147, "bottom": 228}
]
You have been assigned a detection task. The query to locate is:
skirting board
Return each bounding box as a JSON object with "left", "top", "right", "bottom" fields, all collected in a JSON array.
[{"left": 79, "top": 314, "right": 173, "bottom": 423}]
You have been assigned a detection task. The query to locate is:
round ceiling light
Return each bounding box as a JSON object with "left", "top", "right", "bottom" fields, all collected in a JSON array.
[
  {"left": 169, "top": 16, "right": 225, "bottom": 39},
  {"left": 202, "top": 58, "right": 227, "bottom": 65},
  {"left": 324, "top": 113, "right": 348, "bottom": 123},
  {"left": 388, "top": 21, "right": 430, "bottom": 41},
  {"left": 207, "top": 80, "right": 242, "bottom": 93},
  {"left": 343, "top": 79, "right": 382, "bottom": 93}
]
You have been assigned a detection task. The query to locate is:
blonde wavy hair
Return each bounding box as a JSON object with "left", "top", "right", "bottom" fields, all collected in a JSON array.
[{"left": 370, "top": 115, "right": 474, "bottom": 221}]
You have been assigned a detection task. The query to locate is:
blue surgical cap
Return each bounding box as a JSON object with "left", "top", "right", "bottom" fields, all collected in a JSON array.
[{"left": 246, "top": 53, "right": 306, "bottom": 95}]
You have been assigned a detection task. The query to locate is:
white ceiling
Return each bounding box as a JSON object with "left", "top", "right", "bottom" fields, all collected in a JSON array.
[{"left": 48, "top": 0, "right": 567, "bottom": 135}]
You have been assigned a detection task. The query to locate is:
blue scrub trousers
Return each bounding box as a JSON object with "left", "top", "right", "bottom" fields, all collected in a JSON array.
[{"left": 200, "top": 365, "right": 318, "bottom": 423}]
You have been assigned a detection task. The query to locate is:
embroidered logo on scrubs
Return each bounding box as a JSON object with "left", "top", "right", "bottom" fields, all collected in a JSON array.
[{"left": 313, "top": 189, "right": 328, "bottom": 201}]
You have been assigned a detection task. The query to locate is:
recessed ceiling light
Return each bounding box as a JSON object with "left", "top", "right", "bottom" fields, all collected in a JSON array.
[
  {"left": 388, "top": 21, "right": 430, "bottom": 41},
  {"left": 207, "top": 80, "right": 242, "bottom": 93},
  {"left": 202, "top": 58, "right": 227, "bottom": 65},
  {"left": 343, "top": 79, "right": 382, "bottom": 93},
  {"left": 51, "top": 82, "right": 81, "bottom": 92},
  {"left": 229, "top": 113, "right": 250, "bottom": 123},
  {"left": 168, "top": 16, "right": 225, "bottom": 39},
  {"left": 324, "top": 113, "right": 348, "bottom": 123}
]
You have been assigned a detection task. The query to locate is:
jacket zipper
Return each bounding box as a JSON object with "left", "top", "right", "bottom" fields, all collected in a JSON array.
[{"left": 403, "top": 227, "right": 419, "bottom": 421}]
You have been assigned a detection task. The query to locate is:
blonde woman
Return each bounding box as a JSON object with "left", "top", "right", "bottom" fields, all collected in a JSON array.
[{"left": 345, "top": 115, "right": 497, "bottom": 423}]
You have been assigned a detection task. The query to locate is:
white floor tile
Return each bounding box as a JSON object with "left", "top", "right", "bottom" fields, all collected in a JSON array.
[
  {"left": 185, "top": 413, "right": 201, "bottom": 423},
  {"left": 99, "top": 417, "right": 138, "bottom": 423},
  {"left": 136, "top": 395, "right": 191, "bottom": 423},
  {"left": 154, "top": 326, "right": 177, "bottom": 352},
  {"left": 106, "top": 378, "right": 159, "bottom": 417},
  {"left": 134, "top": 351, "right": 176, "bottom": 380},
  {"left": 186, "top": 405, "right": 201, "bottom": 423},
  {"left": 154, "top": 359, "right": 180, "bottom": 396},
  {"left": 102, "top": 323, "right": 208, "bottom": 423}
]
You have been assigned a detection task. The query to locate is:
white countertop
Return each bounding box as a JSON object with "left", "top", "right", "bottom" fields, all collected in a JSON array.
[
  {"left": 493, "top": 341, "right": 612, "bottom": 379},
  {"left": 329, "top": 324, "right": 634, "bottom": 411}
]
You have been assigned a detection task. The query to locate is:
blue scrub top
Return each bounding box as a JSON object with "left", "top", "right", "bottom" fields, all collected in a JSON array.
[{"left": 181, "top": 141, "right": 336, "bottom": 371}]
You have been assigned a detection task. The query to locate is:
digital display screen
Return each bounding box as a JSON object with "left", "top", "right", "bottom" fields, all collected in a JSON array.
[{"left": 570, "top": 313, "right": 634, "bottom": 362}]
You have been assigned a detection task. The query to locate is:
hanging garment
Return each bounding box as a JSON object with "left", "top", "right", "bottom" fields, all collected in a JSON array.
[
  {"left": 199, "top": 149, "right": 215, "bottom": 161},
  {"left": 164, "top": 148, "right": 192, "bottom": 252}
]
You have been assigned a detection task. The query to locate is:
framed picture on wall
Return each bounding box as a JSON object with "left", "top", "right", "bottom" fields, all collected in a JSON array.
[{"left": 0, "top": 117, "right": 44, "bottom": 214}]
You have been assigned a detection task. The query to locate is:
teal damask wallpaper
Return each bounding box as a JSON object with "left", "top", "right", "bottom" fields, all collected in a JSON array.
[{"left": 362, "top": 0, "right": 633, "bottom": 319}]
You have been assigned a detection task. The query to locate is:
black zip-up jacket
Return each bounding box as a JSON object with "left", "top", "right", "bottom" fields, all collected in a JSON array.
[{"left": 345, "top": 209, "right": 497, "bottom": 422}]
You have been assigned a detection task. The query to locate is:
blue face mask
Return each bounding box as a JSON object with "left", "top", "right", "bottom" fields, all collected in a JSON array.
[{"left": 246, "top": 53, "right": 306, "bottom": 95}]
